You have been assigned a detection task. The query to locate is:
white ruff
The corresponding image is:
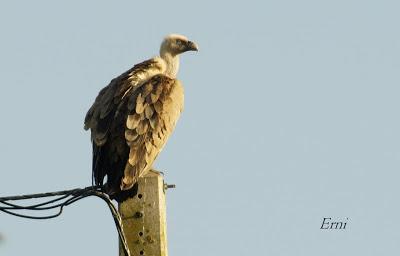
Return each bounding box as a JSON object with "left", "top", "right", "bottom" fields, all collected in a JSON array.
[{"left": 160, "top": 53, "right": 179, "bottom": 78}]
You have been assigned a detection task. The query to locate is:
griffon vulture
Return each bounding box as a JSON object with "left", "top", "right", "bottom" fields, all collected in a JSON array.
[{"left": 84, "top": 34, "right": 198, "bottom": 202}]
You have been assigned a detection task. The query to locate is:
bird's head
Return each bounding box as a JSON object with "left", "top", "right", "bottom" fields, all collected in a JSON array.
[{"left": 160, "top": 34, "right": 199, "bottom": 57}]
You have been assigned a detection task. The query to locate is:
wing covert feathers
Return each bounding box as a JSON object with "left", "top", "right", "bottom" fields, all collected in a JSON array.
[
  {"left": 121, "top": 75, "right": 184, "bottom": 190},
  {"left": 84, "top": 59, "right": 183, "bottom": 198}
]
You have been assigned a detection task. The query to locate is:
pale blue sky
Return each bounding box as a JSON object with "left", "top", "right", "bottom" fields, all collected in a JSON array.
[{"left": 1, "top": 0, "right": 400, "bottom": 255}]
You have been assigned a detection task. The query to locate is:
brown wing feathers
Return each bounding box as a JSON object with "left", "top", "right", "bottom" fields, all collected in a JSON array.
[
  {"left": 84, "top": 60, "right": 183, "bottom": 201},
  {"left": 121, "top": 75, "right": 182, "bottom": 190},
  {"left": 84, "top": 60, "right": 157, "bottom": 193}
]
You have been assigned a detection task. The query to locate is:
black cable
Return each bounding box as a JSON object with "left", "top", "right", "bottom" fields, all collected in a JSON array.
[
  {"left": 0, "top": 187, "right": 91, "bottom": 201},
  {"left": 0, "top": 186, "right": 101, "bottom": 216},
  {"left": 0, "top": 207, "right": 64, "bottom": 219},
  {"left": 0, "top": 194, "right": 71, "bottom": 210},
  {"left": 0, "top": 186, "right": 130, "bottom": 256}
]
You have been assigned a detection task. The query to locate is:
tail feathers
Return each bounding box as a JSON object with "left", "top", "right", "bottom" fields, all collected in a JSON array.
[{"left": 106, "top": 182, "right": 139, "bottom": 203}]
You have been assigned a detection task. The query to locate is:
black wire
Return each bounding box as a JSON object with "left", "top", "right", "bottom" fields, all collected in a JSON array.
[
  {"left": 0, "top": 187, "right": 90, "bottom": 201},
  {"left": 0, "top": 207, "right": 64, "bottom": 219},
  {"left": 0, "top": 186, "right": 130, "bottom": 256},
  {"left": 0, "top": 194, "right": 71, "bottom": 210}
]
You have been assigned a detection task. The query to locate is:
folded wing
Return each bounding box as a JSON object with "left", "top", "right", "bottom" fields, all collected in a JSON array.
[{"left": 84, "top": 62, "right": 183, "bottom": 200}]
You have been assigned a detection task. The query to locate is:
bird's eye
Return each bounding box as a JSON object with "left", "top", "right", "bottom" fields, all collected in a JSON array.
[{"left": 176, "top": 40, "right": 183, "bottom": 46}]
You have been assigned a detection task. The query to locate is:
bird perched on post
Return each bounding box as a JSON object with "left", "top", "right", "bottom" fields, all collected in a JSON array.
[{"left": 84, "top": 34, "right": 198, "bottom": 202}]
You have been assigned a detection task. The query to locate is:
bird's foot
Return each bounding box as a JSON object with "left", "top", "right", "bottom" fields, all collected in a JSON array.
[{"left": 149, "top": 169, "right": 165, "bottom": 176}]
